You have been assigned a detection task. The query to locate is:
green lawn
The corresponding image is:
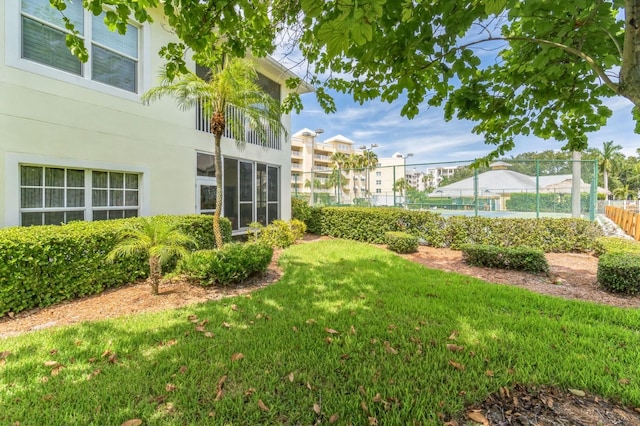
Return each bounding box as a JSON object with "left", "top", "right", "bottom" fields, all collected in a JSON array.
[{"left": 1, "top": 239, "right": 639, "bottom": 425}]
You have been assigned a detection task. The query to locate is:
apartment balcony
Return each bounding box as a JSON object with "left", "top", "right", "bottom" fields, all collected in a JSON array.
[
  {"left": 196, "top": 104, "right": 282, "bottom": 150},
  {"left": 314, "top": 154, "right": 331, "bottom": 163},
  {"left": 291, "top": 162, "right": 302, "bottom": 170},
  {"left": 313, "top": 166, "right": 332, "bottom": 173},
  {"left": 291, "top": 151, "right": 303, "bottom": 158}
]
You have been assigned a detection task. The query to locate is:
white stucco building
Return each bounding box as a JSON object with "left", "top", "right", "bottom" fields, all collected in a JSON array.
[{"left": 1, "top": 0, "right": 311, "bottom": 233}]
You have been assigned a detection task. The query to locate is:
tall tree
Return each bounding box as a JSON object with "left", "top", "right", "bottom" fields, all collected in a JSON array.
[
  {"left": 599, "top": 140, "right": 624, "bottom": 198},
  {"left": 278, "top": 1, "right": 637, "bottom": 161},
  {"left": 141, "top": 57, "right": 284, "bottom": 247}
]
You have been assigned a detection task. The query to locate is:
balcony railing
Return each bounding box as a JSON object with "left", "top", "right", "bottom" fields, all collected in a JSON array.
[{"left": 196, "top": 104, "right": 282, "bottom": 150}]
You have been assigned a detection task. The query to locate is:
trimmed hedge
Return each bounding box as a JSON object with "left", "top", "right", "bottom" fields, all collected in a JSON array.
[
  {"left": 308, "top": 207, "right": 601, "bottom": 252},
  {"left": 291, "top": 198, "right": 312, "bottom": 226},
  {"left": 594, "top": 237, "right": 640, "bottom": 256},
  {"left": 461, "top": 244, "right": 549, "bottom": 274},
  {"left": 0, "top": 215, "right": 232, "bottom": 317},
  {"left": 385, "top": 232, "right": 419, "bottom": 254},
  {"left": 597, "top": 252, "right": 640, "bottom": 295},
  {"left": 178, "top": 242, "right": 273, "bottom": 286}
]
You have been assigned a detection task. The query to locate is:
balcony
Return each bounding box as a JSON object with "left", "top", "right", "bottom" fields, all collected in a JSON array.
[{"left": 196, "top": 104, "right": 282, "bottom": 150}]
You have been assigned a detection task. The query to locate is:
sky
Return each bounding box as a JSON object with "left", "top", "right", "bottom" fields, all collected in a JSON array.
[{"left": 290, "top": 89, "right": 640, "bottom": 167}]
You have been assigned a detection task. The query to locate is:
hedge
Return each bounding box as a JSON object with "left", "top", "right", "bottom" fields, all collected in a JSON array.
[
  {"left": 594, "top": 237, "right": 640, "bottom": 256},
  {"left": 178, "top": 242, "right": 273, "bottom": 286},
  {"left": 461, "top": 244, "right": 549, "bottom": 273},
  {"left": 299, "top": 207, "right": 601, "bottom": 252},
  {"left": 597, "top": 252, "right": 640, "bottom": 295},
  {"left": 385, "top": 231, "right": 419, "bottom": 254},
  {"left": 0, "top": 215, "right": 231, "bottom": 317}
]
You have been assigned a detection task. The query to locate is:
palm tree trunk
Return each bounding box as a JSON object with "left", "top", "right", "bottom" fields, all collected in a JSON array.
[
  {"left": 149, "top": 256, "right": 161, "bottom": 295},
  {"left": 603, "top": 169, "right": 609, "bottom": 200},
  {"left": 213, "top": 133, "right": 224, "bottom": 248}
]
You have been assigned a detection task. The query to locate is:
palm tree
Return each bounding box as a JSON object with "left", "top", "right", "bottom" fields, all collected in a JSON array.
[
  {"left": 329, "top": 152, "right": 349, "bottom": 170},
  {"left": 107, "top": 218, "right": 197, "bottom": 295},
  {"left": 613, "top": 184, "right": 633, "bottom": 200},
  {"left": 361, "top": 150, "right": 379, "bottom": 197},
  {"left": 326, "top": 168, "right": 349, "bottom": 200},
  {"left": 599, "top": 140, "right": 623, "bottom": 199},
  {"left": 141, "top": 56, "right": 284, "bottom": 247},
  {"left": 393, "top": 177, "right": 410, "bottom": 197}
]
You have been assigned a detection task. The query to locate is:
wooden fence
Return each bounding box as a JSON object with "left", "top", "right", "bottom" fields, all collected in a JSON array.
[{"left": 605, "top": 206, "right": 640, "bottom": 240}]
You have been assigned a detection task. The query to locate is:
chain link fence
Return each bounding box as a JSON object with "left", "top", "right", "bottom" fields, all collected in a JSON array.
[{"left": 291, "top": 159, "right": 601, "bottom": 220}]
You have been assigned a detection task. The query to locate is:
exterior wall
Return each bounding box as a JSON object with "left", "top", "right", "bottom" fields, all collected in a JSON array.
[{"left": 1, "top": 2, "right": 296, "bottom": 229}]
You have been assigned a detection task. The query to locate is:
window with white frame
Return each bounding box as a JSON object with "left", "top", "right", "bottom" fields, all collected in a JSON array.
[
  {"left": 376, "top": 171, "right": 381, "bottom": 177},
  {"left": 376, "top": 188, "right": 381, "bottom": 194},
  {"left": 20, "top": 165, "right": 139, "bottom": 226},
  {"left": 19, "top": 0, "right": 139, "bottom": 93},
  {"left": 376, "top": 180, "right": 382, "bottom": 185}
]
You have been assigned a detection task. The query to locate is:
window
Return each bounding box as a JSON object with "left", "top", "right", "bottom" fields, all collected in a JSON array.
[
  {"left": 376, "top": 171, "right": 382, "bottom": 177},
  {"left": 19, "top": 0, "right": 139, "bottom": 93},
  {"left": 20, "top": 165, "right": 139, "bottom": 225},
  {"left": 376, "top": 180, "right": 382, "bottom": 185},
  {"left": 92, "top": 171, "right": 139, "bottom": 220},
  {"left": 376, "top": 189, "right": 381, "bottom": 194}
]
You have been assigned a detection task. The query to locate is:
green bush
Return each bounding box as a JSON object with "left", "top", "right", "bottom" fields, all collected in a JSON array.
[
  {"left": 0, "top": 215, "right": 231, "bottom": 317},
  {"left": 594, "top": 237, "right": 640, "bottom": 256},
  {"left": 307, "top": 206, "right": 324, "bottom": 235},
  {"left": 445, "top": 217, "right": 601, "bottom": 252},
  {"left": 385, "top": 232, "right": 419, "bottom": 254},
  {"left": 247, "top": 219, "right": 306, "bottom": 248},
  {"left": 597, "top": 252, "right": 640, "bottom": 294},
  {"left": 313, "top": 208, "right": 600, "bottom": 252},
  {"left": 178, "top": 242, "right": 273, "bottom": 286},
  {"left": 505, "top": 193, "right": 591, "bottom": 214},
  {"left": 291, "top": 198, "right": 312, "bottom": 225},
  {"left": 461, "top": 244, "right": 549, "bottom": 273}
]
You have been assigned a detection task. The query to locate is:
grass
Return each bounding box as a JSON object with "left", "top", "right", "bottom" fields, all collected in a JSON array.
[{"left": 1, "top": 239, "right": 639, "bottom": 425}]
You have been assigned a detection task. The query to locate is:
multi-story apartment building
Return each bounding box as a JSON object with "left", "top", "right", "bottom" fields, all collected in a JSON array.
[
  {"left": 1, "top": 0, "right": 310, "bottom": 233},
  {"left": 291, "top": 130, "right": 367, "bottom": 204}
]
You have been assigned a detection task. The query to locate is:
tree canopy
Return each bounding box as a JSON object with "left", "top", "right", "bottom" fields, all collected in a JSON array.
[{"left": 60, "top": 0, "right": 637, "bottom": 160}]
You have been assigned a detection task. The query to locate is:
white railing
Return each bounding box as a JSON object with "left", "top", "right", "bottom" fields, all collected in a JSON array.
[{"left": 196, "top": 104, "right": 282, "bottom": 150}]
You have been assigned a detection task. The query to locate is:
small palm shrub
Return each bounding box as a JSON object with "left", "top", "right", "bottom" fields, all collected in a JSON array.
[
  {"left": 597, "top": 252, "right": 640, "bottom": 295},
  {"left": 385, "top": 231, "right": 419, "bottom": 254},
  {"left": 178, "top": 242, "right": 273, "bottom": 286},
  {"left": 461, "top": 244, "right": 549, "bottom": 274},
  {"left": 247, "top": 219, "right": 306, "bottom": 248},
  {"left": 107, "top": 218, "right": 197, "bottom": 294}
]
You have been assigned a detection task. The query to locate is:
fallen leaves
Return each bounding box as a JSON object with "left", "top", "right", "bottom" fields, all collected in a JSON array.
[
  {"left": 448, "top": 360, "right": 465, "bottom": 371},
  {"left": 324, "top": 327, "right": 339, "bottom": 335},
  {"left": 313, "top": 403, "right": 321, "bottom": 415},
  {"left": 446, "top": 344, "right": 464, "bottom": 352},
  {"left": 121, "top": 420, "right": 142, "bottom": 426},
  {"left": 257, "top": 399, "right": 270, "bottom": 412},
  {"left": 466, "top": 410, "right": 489, "bottom": 425},
  {"left": 215, "top": 375, "right": 227, "bottom": 401},
  {"left": 165, "top": 383, "right": 176, "bottom": 392},
  {"left": 231, "top": 353, "right": 245, "bottom": 362},
  {"left": 569, "top": 388, "right": 586, "bottom": 397}
]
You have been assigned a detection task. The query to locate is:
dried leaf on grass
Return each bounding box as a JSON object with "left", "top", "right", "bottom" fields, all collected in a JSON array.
[
  {"left": 288, "top": 372, "right": 294, "bottom": 383},
  {"left": 121, "top": 420, "right": 143, "bottom": 426},
  {"left": 313, "top": 403, "right": 321, "bottom": 414},
  {"left": 446, "top": 344, "right": 464, "bottom": 352},
  {"left": 448, "top": 360, "right": 465, "bottom": 371},
  {"left": 231, "top": 353, "right": 245, "bottom": 362},
  {"left": 324, "top": 328, "right": 339, "bottom": 335},
  {"left": 329, "top": 413, "right": 339, "bottom": 423},
  {"left": 258, "top": 399, "right": 270, "bottom": 412},
  {"left": 466, "top": 410, "right": 489, "bottom": 425}
]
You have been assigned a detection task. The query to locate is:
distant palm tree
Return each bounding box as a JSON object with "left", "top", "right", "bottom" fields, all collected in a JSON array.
[
  {"left": 599, "top": 141, "right": 623, "bottom": 199},
  {"left": 613, "top": 184, "right": 633, "bottom": 200},
  {"left": 107, "top": 218, "right": 197, "bottom": 295},
  {"left": 361, "top": 150, "right": 379, "bottom": 197},
  {"left": 326, "top": 168, "right": 349, "bottom": 199},
  {"left": 142, "top": 56, "right": 284, "bottom": 248}
]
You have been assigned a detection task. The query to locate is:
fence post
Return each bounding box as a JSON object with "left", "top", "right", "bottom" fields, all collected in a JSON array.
[
  {"left": 590, "top": 159, "right": 597, "bottom": 221},
  {"left": 535, "top": 160, "right": 540, "bottom": 219},
  {"left": 474, "top": 168, "right": 479, "bottom": 216}
]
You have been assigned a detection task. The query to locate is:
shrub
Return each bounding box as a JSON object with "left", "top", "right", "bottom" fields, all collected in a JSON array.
[
  {"left": 461, "top": 244, "right": 549, "bottom": 273},
  {"left": 178, "top": 242, "right": 273, "bottom": 286},
  {"left": 313, "top": 208, "right": 600, "bottom": 252},
  {"left": 594, "top": 237, "right": 640, "bottom": 256},
  {"left": 597, "top": 252, "right": 640, "bottom": 295},
  {"left": 292, "top": 198, "right": 312, "bottom": 225},
  {"left": 307, "top": 207, "right": 324, "bottom": 235},
  {"left": 0, "top": 215, "right": 231, "bottom": 317},
  {"left": 247, "top": 219, "right": 307, "bottom": 248},
  {"left": 385, "top": 232, "right": 419, "bottom": 254}
]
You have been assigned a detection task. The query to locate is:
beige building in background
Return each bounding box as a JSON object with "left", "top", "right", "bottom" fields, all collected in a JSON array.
[{"left": 1, "top": 0, "right": 311, "bottom": 232}]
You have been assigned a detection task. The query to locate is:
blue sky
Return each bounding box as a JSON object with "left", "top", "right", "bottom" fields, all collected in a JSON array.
[{"left": 291, "top": 89, "right": 640, "bottom": 166}]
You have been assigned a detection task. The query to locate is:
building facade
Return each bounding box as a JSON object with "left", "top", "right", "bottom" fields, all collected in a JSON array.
[{"left": 1, "top": 0, "right": 310, "bottom": 232}]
